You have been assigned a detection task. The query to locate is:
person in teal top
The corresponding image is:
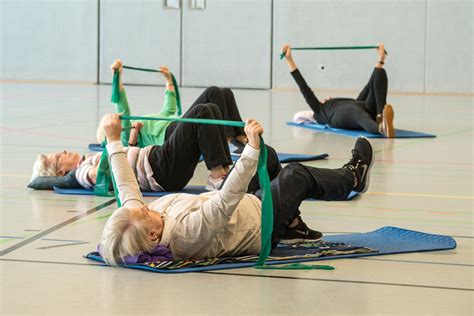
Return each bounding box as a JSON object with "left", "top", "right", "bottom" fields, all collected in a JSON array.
[{"left": 98, "top": 59, "right": 248, "bottom": 153}]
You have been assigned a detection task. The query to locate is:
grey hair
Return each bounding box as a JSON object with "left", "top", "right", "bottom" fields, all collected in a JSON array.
[
  {"left": 99, "top": 207, "right": 158, "bottom": 266},
  {"left": 31, "top": 154, "right": 56, "bottom": 181}
]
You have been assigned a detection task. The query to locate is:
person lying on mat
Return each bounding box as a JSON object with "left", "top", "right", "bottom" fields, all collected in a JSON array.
[
  {"left": 30, "top": 102, "right": 240, "bottom": 191},
  {"left": 98, "top": 114, "right": 374, "bottom": 265},
  {"left": 282, "top": 43, "right": 395, "bottom": 137},
  {"left": 96, "top": 59, "right": 248, "bottom": 154}
]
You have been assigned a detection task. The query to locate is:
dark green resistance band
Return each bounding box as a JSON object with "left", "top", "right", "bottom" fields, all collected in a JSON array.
[
  {"left": 95, "top": 115, "right": 273, "bottom": 266},
  {"left": 96, "top": 115, "right": 334, "bottom": 270},
  {"left": 279, "top": 45, "right": 388, "bottom": 60},
  {"left": 111, "top": 65, "right": 182, "bottom": 116}
]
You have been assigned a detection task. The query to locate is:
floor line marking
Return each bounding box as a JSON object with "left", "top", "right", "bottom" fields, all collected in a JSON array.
[
  {"left": 0, "top": 258, "right": 104, "bottom": 267},
  {"left": 356, "top": 257, "right": 473, "bottom": 268},
  {"left": 366, "top": 192, "right": 474, "bottom": 200},
  {"left": 305, "top": 211, "right": 472, "bottom": 225},
  {"left": 0, "top": 259, "right": 471, "bottom": 291},
  {"left": 203, "top": 271, "right": 474, "bottom": 292},
  {"left": 0, "top": 199, "right": 115, "bottom": 256},
  {"left": 36, "top": 241, "right": 89, "bottom": 250}
]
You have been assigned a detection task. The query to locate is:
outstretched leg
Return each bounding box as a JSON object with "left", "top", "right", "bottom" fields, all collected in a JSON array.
[{"left": 256, "top": 137, "right": 374, "bottom": 245}]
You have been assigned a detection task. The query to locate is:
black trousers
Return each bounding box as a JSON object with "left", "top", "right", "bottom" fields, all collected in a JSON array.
[
  {"left": 255, "top": 163, "right": 354, "bottom": 244},
  {"left": 314, "top": 68, "right": 388, "bottom": 134},
  {"left": 191, "top": 86, "right": 245, "bottom": 139},
  {"left": 356, "top": 67, "right": 388, "bottom": 117},
  {"left": 150, "top": 103, "right": 233, "bottom": 191}
]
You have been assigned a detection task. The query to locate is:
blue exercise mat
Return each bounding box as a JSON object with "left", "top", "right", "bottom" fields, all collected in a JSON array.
[
  {"left": 53, "top": 186, "right": 358, "bottom": 200},
  {"left": 53, "top": 185, "right": 208, "bottom": 197},
  {"left": 88, "top": 143, "right": 105, "bottom": 151},
  {"left": 88, "top": 143, "right": 328, "bottom": 163},
  {"left": 85, "top": 226, "right": 456, "bottom": 273},
  {"left": 287, "top": 122, "right": 436, "bottom": 138}
]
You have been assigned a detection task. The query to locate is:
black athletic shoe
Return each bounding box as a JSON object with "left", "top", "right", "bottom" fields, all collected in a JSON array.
[
  {"left": 280, "top": 217, "right": 323, "bottom": 245},
  {"left": 342, "top": 136, "right": 374, "bottom": 193}
]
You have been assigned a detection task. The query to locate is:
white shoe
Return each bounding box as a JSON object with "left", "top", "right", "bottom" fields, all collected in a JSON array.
[{"left": 205, "top": 176, "right": 225, "bottom": 191}]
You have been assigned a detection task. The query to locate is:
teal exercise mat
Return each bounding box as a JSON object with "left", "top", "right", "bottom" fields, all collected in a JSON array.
[
  {"left": 88, "top": 143, "right": 329, "bottom": 163},
  {"left": 287, "top": 122, "right": 436, "bottom": 138},
  {"left": 53, "top": 186, "right": 358, "bottom": 200},
  {"left": 85, "top": 226, "right": 456, "bottom": 273}
]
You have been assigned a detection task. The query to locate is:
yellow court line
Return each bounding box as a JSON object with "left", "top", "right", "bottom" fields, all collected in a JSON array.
[{"left": 367, "top": 191, "right": 474, "bottom": 200}]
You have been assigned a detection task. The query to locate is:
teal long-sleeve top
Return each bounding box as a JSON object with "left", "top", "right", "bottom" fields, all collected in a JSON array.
[{"left": 115, "top": 89, "right": 179, "bottom": 147}]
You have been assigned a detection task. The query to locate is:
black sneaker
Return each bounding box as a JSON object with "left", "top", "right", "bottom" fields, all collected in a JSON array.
[
  {"left": 342, "top": 136, "right": 374, "bottom": 193},
  {"left": 280, "top": 216, "right": 323, "bottom": 245}
]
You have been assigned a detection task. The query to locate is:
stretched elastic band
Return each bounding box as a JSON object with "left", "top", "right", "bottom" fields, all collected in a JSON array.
[
  {"left": 111, "top": 65, "right": 182, "bottom": 116},
  {"left": 100, "top": 75, "right": 326, "bottom": 269},
  {"left": 120, "top": 115, "right": 245, "bottom": 128},
  {"left": 280, "top": 45, "right": 388, "bottom": 59}
]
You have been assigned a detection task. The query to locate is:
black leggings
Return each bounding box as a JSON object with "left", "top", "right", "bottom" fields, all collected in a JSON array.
[
  {"left": 314, "top": 68, "right": 388, "bottom": 134},
  {"left": 150, "top": 103, "right": 232, "bottom": 191},
  {"left": 191, "top": 86, "right": 245, "bottom": 139},
  {"left": 243, "top": 149, "right": 354, "bottom": 245},
  {"left": 255, "top": 163, "right": 354, "bottom": 245}
]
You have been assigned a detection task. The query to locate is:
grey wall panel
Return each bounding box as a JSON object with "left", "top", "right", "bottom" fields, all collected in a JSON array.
[
  {"left": 0, "top": 0, "right": 98, "bottom": 82},
  {"left": 425, "top": 0, "right": 473, "bottom": 93},
  {"left": 273, "top": 0, "right": 426, "bottom": 93},
  {"left": 99, "top": 0, "right": 181, "bottom": 85},
  {"left": 182, "top": 0, "right": 272, "bottom": 89}
]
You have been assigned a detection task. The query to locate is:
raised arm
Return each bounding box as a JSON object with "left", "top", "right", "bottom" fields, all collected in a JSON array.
[
  {"left": 110, "top": 59, "right": 132, "bottom": 146},
  {"left": 158, "top": 66, "right": 177, "bottom": 116},
  {"left": 102, "top": 114, "right": 144, "bottom": 208},
  {"left": 281, "top": 43, "right": 323, "bottom": 107},
  {"left": 175, "top": 120, "right": 263, "bottom": 249}
]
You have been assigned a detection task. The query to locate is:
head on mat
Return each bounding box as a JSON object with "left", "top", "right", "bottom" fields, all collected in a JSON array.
[
  {"left": 98, "top": 113, "right": 375, "bottom": 266},
  {"left": 100, "top": 205, "right": 164, "bottom": 266},
  {"left": 31, "top": 150, "right": 84, "bottom": 180}
]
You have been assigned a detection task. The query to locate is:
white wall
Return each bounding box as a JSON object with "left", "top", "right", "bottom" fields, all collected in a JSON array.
[
  {"left": 1, "top": 0, "right": 98, "bottom": 82},
  {"left": 425, "top": 0, "right": 473, "bottom": 93},
  {"left": 1, "top": 0, "right": 472, "bottom": 93},
  {"left": 272, "top": 0, "right": 426, "bottom": 92}
]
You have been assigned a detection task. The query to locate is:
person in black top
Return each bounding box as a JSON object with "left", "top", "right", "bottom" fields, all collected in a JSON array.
[{"left": 282, "top": 43, "right": 395, "bottom": 137}]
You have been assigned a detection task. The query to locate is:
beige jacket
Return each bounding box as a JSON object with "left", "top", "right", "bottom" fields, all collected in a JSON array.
[{"left": 106, "top": 141, "right": 262, "bottom": 260}]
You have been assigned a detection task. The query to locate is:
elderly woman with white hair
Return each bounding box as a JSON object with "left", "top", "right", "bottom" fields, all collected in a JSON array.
[{"left": 98, "top": 114, "right": 374, "bottom": 265}]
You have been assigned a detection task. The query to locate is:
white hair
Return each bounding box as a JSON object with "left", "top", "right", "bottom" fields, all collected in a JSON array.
[
  {"left": 99, "top": 207, "right": 158, "bottom": 266},
  {"left": 31, "top": 154, "right": 56, "bottom": 182}
]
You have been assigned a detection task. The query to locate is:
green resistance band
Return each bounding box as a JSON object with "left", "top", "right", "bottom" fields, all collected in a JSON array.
[
  {"left": 96, "top": 115, "right": 273, "bottom": 266},
  {"left": 110, "top": 65, "right": 182, "bottom": 116},
  {"left": 279, "top": 45, "right": 388, "bottom": 60},
  {"left": 98, "top": 109, "right": 333, "bottom": 270},
  {"left": 256, "top": 263, "right": 335, "bottom": 270},
  {"left": 94, "top": 142, "right": 121, "bottom": 207}
]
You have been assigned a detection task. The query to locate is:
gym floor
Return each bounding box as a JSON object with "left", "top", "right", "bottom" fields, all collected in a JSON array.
[{"left": 1, "top": 82, "right": 473, "bottom": 315}]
